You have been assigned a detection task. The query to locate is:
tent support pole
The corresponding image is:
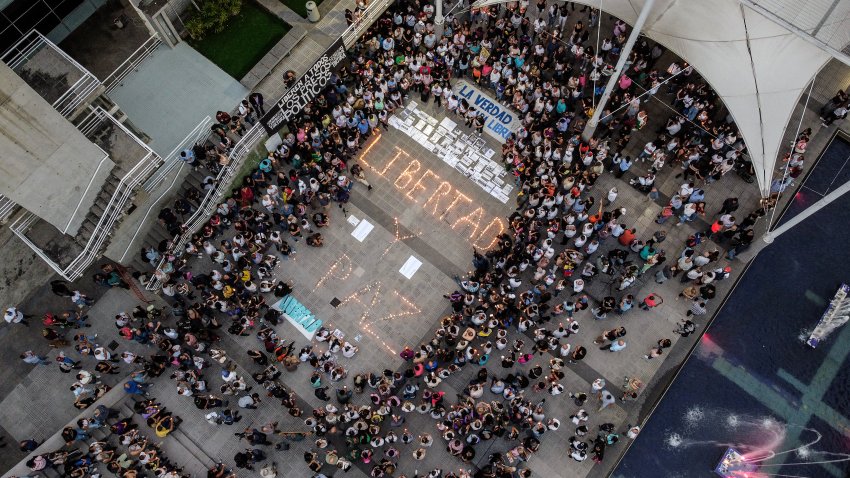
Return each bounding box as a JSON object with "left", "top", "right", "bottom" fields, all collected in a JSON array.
[
  {"left": 581, "top": 0, "right": 655, "bottom": 142},
  {"left": 435, "top": 0, "right": 444, "bottom": 35},
  {"left": 763, "top": 179, "right": 850, "bottom": 244}
]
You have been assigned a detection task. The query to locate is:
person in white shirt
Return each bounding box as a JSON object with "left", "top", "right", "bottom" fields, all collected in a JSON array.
[{"left": 4, "top": 307, "right": 29, "bottom": 326}]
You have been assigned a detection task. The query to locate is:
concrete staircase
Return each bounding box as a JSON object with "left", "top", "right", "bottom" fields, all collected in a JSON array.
[
  {"left": 127, "top": 159, "right": 214, "bottom": 274},
  {"left": 9, "top": 106, "right": 165, "bottom": 280},
  {"left": 75, "top": 171, "right": 124, "bottom": 249}
]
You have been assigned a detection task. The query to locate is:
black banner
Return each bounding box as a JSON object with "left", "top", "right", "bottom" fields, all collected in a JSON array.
[{"left": 259, "top": 37, "right": 347, "bottom": 135}]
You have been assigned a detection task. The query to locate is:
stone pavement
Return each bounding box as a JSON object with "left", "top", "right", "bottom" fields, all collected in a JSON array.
[
  {"left": 0, "top": 267, "right": 150, "bottom": 473},
  {"left": 0, "top": 99, "right": 840, "bottom": 478},
  {"left": 1, "top": 3, "right": 849, "bottom": 478}
]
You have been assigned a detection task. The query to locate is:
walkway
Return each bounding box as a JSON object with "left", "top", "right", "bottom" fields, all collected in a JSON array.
[{"left": 252, "top": 0, "right": 355, "bottom": 101}]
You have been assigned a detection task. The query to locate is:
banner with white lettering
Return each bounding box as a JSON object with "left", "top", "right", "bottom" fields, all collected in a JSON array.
[
  {"left": 260, "top": 38, "right": 347, "bottom": 135},
  {"left": 455, "top": 80, "right": 521, "bottom": 143}
]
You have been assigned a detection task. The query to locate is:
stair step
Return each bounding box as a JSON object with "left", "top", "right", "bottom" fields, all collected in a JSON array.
[{"left": 188, "top": 170, "right": 207, "bottom": 184}]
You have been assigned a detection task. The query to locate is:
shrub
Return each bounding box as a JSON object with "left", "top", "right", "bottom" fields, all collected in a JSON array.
[{"left": 185, "top": 0, "right": 243, "bottom": 39}]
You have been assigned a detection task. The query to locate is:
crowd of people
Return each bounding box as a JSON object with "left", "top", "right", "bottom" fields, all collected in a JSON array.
[
  {"left": 7, "top": 0, "right": 843, "bottom": 477},
  {"left": 134, "top": 0, "right": 766, "bottom": 475}
]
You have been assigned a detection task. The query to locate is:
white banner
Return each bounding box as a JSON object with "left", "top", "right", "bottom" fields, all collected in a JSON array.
[{"left": 455, "top": 80, "right": 521, "bottom": 143}]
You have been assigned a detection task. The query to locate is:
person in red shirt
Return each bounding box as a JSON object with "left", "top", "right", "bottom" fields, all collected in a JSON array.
[
  {"left": 639, "top": 293, "right": 663, "bottom": 310},
  {"left": 618, "top": 228, "right": 636, "bottom": 246}
]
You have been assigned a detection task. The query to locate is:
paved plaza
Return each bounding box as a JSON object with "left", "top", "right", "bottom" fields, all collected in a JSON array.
[
  {"left": 2, "top": 0, "right": 849, "bottom": 477},
  {"left": 1, "top": 95, "right": 765, "bottom": 477}
]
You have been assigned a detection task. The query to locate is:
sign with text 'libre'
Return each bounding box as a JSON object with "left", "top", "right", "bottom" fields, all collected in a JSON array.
[
  {"left": 260, "top": 37, "right": 347, "bottom": 135},
  {"left": 455, "top": 80, "right": 521, "bottom": 143}
]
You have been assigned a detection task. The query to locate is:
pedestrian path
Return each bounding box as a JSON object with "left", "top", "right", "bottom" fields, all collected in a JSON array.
[{"left": 253, "top": 0, "right": 355, "bottom": 101}]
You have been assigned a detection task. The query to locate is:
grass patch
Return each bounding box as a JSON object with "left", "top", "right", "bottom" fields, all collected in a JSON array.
[
  {"left": 228, "top": 149, "right": 264, "bottom": 196},
  {"left": 189, "top": 1, "right": 290, "bottom": 79},
  {"left": 280, "top": 0, "right": 323, "bottom": 19}
]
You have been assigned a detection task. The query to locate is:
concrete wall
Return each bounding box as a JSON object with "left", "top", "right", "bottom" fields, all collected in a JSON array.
[{"left": 0, "top": 63, "right": 114, "bottom": 235}]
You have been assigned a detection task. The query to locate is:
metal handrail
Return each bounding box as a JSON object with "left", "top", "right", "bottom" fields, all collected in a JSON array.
[
  {"left": 54, "top": 75, "right": 101, "bottom": 118},
  {"left": 78, "top": 109, "right": 103, "bottom": 136},
  {"left": 0, "top": 195, "right": 19, "bottom": 225},
  {"left": 2, "top": 31, "right": 43, "bottom": 69},
  {"left": 341, "top": 0, "right": 393, "bottom": 49},
  {"left": 147, "top": 125, "right": 264, "bottom": 290},
  {"left": 2, "top": 30, "right": 102, "bottom": 120},
  {"left": 62, "top": 152, "right": 112, "bottom": 235},
  {"left": 143, "top": 115, "right": 214, "bottom": 192},
  {"left": 2, "top": 30, "right": 97, "bottom": 78},
  {"left": 63, "top": 151, "right": 159, "bottom": 279},
  {"left": 119, "top": 162, "right": 187, "bottom": 263},
  {"left": 61, "top": 107, "right": 164, "bottom": 279},
  {"left": 103, "top": 36, "right": 163, "bottom": 93}
]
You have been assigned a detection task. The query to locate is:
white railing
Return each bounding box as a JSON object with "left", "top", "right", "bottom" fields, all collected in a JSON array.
[
  {"left": 86, "top": 106, "right": 159, "bottom": 153},
  {"left": 62, "top": 152, "right": 111, "bottom": 235},
  {"left": 2, "top": 30, "right": 102, "bottom": 119},
  {"left": 2, "top": 32, "right": 43, "bottom": 70},
  {"left": 103, "top": 36, "right": 163, "bottom": 93},
  {"left": 2, "top": 30, "right": 94, "bottom": 75},
  {"left": 60, "top": 108, "right": 164, "bottom": 279},
  {"left": 341, "top": 0, "right": 394, "bottom": 49},
  {"left": 53, "top": 74, "right": 101, "bottom": 118},
  {"left": 143, "top": 115, "right": 214, "bottom": 192},
  {"left": 147, "top": 124, "right": 265, "bottom": 290},
  {"left": 10, "top": 212, "right": 71, "bottom": 280},
  {"left": 78, "top": 108, "right": 104, "bottom": 136},
  {"left": 0, "top": 195, "right": 19, "bottom": 224}
]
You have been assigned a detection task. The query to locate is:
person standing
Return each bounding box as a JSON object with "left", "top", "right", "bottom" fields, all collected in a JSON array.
[
  {"left": 820, "top": 90, "right": 848, "bottom": 118},
  {"left": 590, "top": 378, "right": 606, "bottom": 395},
  {"left": 639, "top": 293, "right": 662, "bottom": 310},
  {"left": 613, "top": 155, "right": 633, "bottom": 178},
  {"left": 597, "top": 389, "right": 616, "bottom": 411},
  {"left": 644, "top": 338, "right": 672, "bottom": 359},
  {"left": 250, "top": 92, "right": 265, "bottom": 116},
  {"left": 687, "top": 301, "right": 707, "bottom": 317},
  {"left": 50, "top": 280, "right": 74, "bottom": 297},
  {"left": 239, "top": 393, "right": 261, "bottom": 409},
  {"left": 71, "top": 291, "right": 94, "bottom": 308},
  {"left": 5, "top": 307, "right": 30, "bottom": 326},
  {"left": 599, "top": 339, "right": 626, "bottom": 352},
  {"left": 718, "top": 197, "right": 739, "bottom": 215},
  {"left": 20, "top": 350, "right": 50, "bottom": 366},
  {"left": 822, "top": 103, "right": 848, "bottom": 127}
]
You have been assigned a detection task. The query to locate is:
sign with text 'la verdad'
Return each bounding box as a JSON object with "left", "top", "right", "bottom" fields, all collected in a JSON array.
[
  {"left": 455, "top": 80, "right": 521, "bottom": 143},
  {"left": 260, "top": 37, "right": 347, "bottom": 135}
]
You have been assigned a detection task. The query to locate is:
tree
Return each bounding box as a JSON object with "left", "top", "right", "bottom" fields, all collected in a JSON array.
[{"left": 185, "top": 0, "right": 243, "bottom": 39}]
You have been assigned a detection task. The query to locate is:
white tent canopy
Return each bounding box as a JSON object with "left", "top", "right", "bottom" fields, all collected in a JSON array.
[{"left": 472, "top": 0, "right": 837, "bottom": 196}]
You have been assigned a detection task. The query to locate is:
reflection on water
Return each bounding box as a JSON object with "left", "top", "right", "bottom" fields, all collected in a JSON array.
[
  {"left": 615, "top": 136, "right": 850, "bottom": 477},
  {"left": 658, "top": 409, "right": 850, "bottom": 476}
]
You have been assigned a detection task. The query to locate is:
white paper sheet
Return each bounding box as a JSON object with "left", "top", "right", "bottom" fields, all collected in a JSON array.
[
  {"left": 399, "top": 256, "right": 423, "bottom": 279},
  {"left": 351, "top": 219, "right": 374, "bottom": 242}
]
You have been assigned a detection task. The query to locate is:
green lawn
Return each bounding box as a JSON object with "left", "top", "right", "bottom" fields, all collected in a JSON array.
[
  {"left": 226, "top": 148, "right": 264, "bottom": 198},
  {"left": 280, "top": 0, "right": 323, "bottom": 19},
  {"left": 189, "top": 2, "right": 290, "bottom": 79}
]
